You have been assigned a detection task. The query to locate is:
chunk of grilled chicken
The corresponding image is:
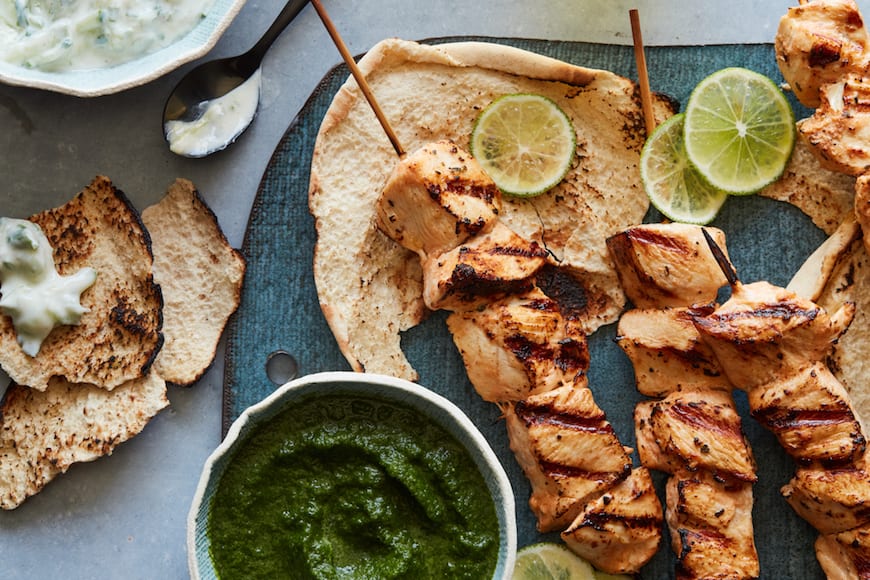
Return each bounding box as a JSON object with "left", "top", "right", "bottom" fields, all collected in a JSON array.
[
  {"left": 606, "top": 224, "right": 730, "bottom": 309},
  {"left": 421, "top": 221, "right": 549, "bottom": 311},
  {"left": 617, "top": 306, "right": 728, "bottom": 397},
  {"left": 775, "top": 0, "right": 870, "bottom": 108},
  {"left": 815, "top": 523, "right": 870, "bottom": 579},
  {"left": 635, "top": 388, "right": 757, "bottom": 483},
  {"left": 783, "top": 461, "right": 870, "bottom": 534},
  {"left": 749, "top": 362, "right": 866, "bottom": 464},
  {"left": 561, "top": 467, "right": 663, "bottom": 576},
  {"left": 667, "top": 472, "right": 759, "bottom": 580},
  {"left": 693, "top": 281, "right": 855, "bottom": 390},
  {"left": 799, "top": 72, "right": 870, "bottom": 176},
  {"left": 446, "top": 287, "right": 589, "bottom": 403},
  {"left": 503, "top": 379, "right": 633, "bottom": 532},
  {"left": 376, "top": 139, "right": 501, "bottom": 259}
]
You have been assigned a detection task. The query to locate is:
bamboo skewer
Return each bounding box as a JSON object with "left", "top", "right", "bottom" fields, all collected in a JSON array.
[
  {"left": 310, "top": 0, "right": 405, "bottom": 157},
  {"left": 630, "top": 9, "right": 657, "bottom": 137}
]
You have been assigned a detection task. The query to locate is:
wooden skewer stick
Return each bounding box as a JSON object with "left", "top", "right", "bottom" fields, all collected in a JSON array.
[
  {"left": 630, "top": 9, "right": 656, "bottom": 137},
  {"left": 702, "top": 228, "right": 741, "bottom": 287},
  {"left": 310, "top": 0, "right": 405, "bottom": 157}
]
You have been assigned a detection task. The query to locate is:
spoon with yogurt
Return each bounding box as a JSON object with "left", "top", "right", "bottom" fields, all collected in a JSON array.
[{"left": 163, "top": 0, "right": 310, "bottom": 157}]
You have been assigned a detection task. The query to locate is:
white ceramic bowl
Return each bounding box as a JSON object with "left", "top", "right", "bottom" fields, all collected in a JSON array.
[
  {"left": 188, "top": 371, "right": 517, "bottom": 579},
  {"left": 0, "top": 0, "right": 246, "bottom": 97}
]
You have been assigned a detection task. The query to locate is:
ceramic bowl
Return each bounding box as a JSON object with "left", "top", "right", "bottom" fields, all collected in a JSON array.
[
  {"left": 188, "top": 371, "right": 517, "bottom": 579},
  {"left": 0, "top": 0, "right": 246, "bottom": 97}
]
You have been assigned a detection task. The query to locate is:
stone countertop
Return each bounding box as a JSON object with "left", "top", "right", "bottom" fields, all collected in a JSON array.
[{"left": 0, "top": 1, "right": 841, "bottom": 578}]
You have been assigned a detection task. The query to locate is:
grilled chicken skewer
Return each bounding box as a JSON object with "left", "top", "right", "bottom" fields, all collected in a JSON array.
[
  {"left": 375, "top": 140, "right": 663, "bottom": 574},
  {"left": 608, "top": 223, "right": 761, "bottom": 579},
  {"left": 694, "top": 231, "right": 870, "bottom": 579}
]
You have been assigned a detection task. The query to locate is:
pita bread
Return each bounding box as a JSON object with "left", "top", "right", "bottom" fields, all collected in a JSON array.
[
  {"left": 0, "top": 372, "right": 168, "bottom": 509},
  {"left": 309, "top": 38, "right": 675, "bottom": 380},
  {"left": 0, "top": 177, "right": 242, "bottom": 508},
  {"left": 806, "top": 228, "right": 870, "bottom": 429},
  {"left": 0, "top": 176, "right": 163, "bottom": 391},
  {"left": 141, "top": 179, "right": 246, "bottom": 386},
  {"left": 760, "top": 134, "right": 856, "bottom": 235}
]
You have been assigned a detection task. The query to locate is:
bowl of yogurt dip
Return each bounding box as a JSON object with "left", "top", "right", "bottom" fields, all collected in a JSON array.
[
  {"left": 188, "top": 371, "right": 517, "bottom": 579},
  {"left": 0, "top": 0, "right": 247, "bottom": 96}
]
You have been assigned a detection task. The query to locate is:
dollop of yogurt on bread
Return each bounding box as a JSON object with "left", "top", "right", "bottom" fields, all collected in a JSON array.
[{"left": 0, "top": 217, "right": 96, "bottom": 356}]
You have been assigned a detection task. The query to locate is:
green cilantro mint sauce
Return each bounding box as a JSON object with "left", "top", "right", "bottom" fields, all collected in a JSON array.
[{"left": 207, "top": 394, "right": 500, "bottom": 579}]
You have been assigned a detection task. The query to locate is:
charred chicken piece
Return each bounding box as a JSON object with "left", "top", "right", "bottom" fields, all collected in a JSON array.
[
  {"left": 607, "top": 224, "right": 730, "bottom": 309},
  {"left": 561, "top": 467, "right": 664, "bottom": 576},
  {"left": 503, "top": 379, "right": 634, "bottom": 532},
  {"left": 667, "top": 472, "right": 759, "bottom": 580},
  {"left": 610, "top": 223, "right": 760, "bottom": 578},
  {"left": 775, "top": 0, "right": 870, "bottom": 108},
  {"left": 749, "top": 362, "right": 866, "bottom": 464},
  {"left": 422, "top": 221, "right": 548, "bottom": 311},
  {"left": 446, "top": 287, "right": 589, "bottom": 403},
  {"left": 693, "top": 280, "right": 855, "bottom": 390},
  {"left": 783, "top": 461, "right": 870, "bottom": 534},
  {"left": 636, "top": 387, "right": 757, "bottom": 483},
  {"left": 616, "top": 306, "right": 728, "bottom": 397},
  {"left": 798, "top": 72, "right": 870, "bottom": 176},
  {"left": 376, "top": 139, "right": 501, "bottom": 259},
  {"left": 815, "top": 523, "right": 870, "bottom": 579}
]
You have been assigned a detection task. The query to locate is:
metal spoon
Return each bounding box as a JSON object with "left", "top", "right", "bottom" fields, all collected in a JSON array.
[{"left": 163, "top": 0, "right": 310, "bottom": 158}]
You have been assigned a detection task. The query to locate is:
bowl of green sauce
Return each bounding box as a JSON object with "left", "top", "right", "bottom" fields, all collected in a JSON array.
[{"left": 188, "top": 371, "right": 517, "bottom": 579}]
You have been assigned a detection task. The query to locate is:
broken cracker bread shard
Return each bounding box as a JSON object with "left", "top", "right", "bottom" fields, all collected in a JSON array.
[
  {"left": 0, "top": 175, "right": 163, "bottom": 391},
  {"left": 141, "top": 178, "right": 246, "bottom": 386},
  {"left": 0, "top": 373, "right": 169, "bottom": 510}
]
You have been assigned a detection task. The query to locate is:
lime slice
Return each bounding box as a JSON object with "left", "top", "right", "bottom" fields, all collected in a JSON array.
[
  {"left": 470, "top": 93, "right": 575, "bottom": 197},
  {"left": 512, "top": 542, "right": 596, "bottom": 580},
  {"left": 640, "top": 113, "right": 728, "bottom": 225},
  {"left": 683, "top": 67, "right": 795, "bottom": 195}
]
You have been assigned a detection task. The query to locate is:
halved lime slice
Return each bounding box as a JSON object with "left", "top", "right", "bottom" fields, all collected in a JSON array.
[
  {"left": 513, "top": 543, "right": 596, "bottom": 580},
  {"left": 640, "top": 113, "right": 728, "bottom": 225},
  {"left": 684, "top": 67, "right": 795, "bottom": 195},
  {"left": 470, "top": 93, "right": 576, "bottom": 197}
]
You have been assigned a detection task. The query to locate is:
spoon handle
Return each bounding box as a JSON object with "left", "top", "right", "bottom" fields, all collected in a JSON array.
[{"left": 239, "top": 0, "right": 310, "bottom": 74}]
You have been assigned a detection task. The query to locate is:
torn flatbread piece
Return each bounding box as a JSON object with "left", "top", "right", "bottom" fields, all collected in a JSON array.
[
  {"left": 309, "top": 38, "right": 676, "bottom": 380},
  {"left": 0, "top": 373, "right": 168, "bottom": 510},
  {"left": 760, "top": 138, "right": 856, "bottom": 235},
  {"left": 141, "top": 178, "right": 245, "bottom": 386},
  {"left": 0, "top": 176, "right": 163, "bottom": 391},
  {"left": 811, "top": 231, "right": 870, "bottom": 429}
]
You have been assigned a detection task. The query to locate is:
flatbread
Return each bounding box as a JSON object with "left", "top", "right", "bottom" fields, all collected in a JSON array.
[
  {"left": 812, "top": 232, "right": 870, "bottom": 428},
  {"left": 0, "top": 176, "right": 163, "bottom": 391},
  {"left": 141, "top": 178, "right": 246, "bottom": 386},
  {"left": 759, "top": 138, "right": 856, "bottom": 235},
  {"left": 309, "top": 38, "right": 675, "bottom": 380},
  {"left": 0, "top": 372, "right": 168, "bottom": 510}
]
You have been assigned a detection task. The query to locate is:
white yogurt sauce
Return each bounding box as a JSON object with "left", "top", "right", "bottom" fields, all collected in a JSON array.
[
  {"left": 0, "top": 218, "right": 97, "bottom": 356},
  {"left": 0, "top": 0, "right": 215, "bottom": 72},
  {"left": 165, "top": 68, "right": 260, "bottom": 157}
]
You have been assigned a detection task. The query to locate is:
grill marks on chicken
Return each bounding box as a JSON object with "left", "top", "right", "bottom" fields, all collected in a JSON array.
[
  {"left": 609, "top": 223, "right": 760, "bottom": 579},
  {"left": 691, "top": 251, "right": 870, "bottom": 578},
  {"left": 375, "top": 140, "right": 662, "bottom": 575},
  {"left": 447, "top": 288, "right": 589, "bottom": 402}
]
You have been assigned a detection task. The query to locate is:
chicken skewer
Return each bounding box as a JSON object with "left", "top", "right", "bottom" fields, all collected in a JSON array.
[
  {"left": 317, "top": 4, "right": 661, "bottom": 572},
  {"left": 374, "top": 140, "right": 663, "bottom": 575},
  {"left": 694, "top": 230, "right": 870, "bottom": 579},
  {"left": 608, "top": 223, "right": 761, "bottom": 579}
]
